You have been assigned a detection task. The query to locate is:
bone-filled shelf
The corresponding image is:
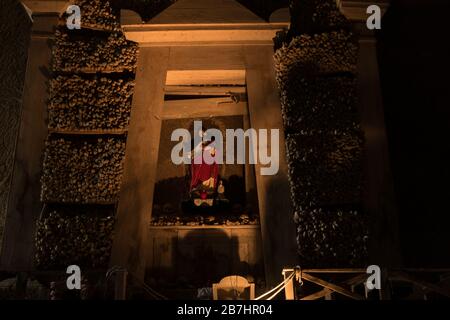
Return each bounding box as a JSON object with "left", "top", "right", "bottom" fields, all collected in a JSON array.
[
  {"left": 35, "top": 210, "right": 115, "bottom": 269},
  {"left": 52, "top": 29, "right": 137, "bottom": 73},
  {"left": 274, "top": 0, "right": 368, "bottom": 267},
  {"left": 294, "top": 206, "right": 368, "bottom": 267},
  {"left": 274, "top": 31, "right": 358, "bottom": 77},
  {"left": 277, "top": 76, "right": 360, "bottom": 133},
  {"left": 285, "top": 132, "right": 363, "bottom": 208},
  {"left": 48, "top": 75, "right": 134, "bottom": 131},
  {"left": 41, "top": 137, "right": 126, "bottom": 204}
]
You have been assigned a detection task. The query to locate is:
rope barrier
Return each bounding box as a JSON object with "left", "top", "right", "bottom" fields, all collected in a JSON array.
[
  {"left": 106, "top": 266, "right": 296, "bottom": 301},
  {"left": 254, "top": 272, "right": 295, "bottom": 300},
  {"left": 266, "top": 280, "right": 290, "bottom": 300}
]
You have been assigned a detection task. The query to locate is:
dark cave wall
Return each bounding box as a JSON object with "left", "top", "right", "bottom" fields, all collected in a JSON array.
[
  {"left": 378, "top": 0, "right": 450, "bottom": 267},
  {"left": 0, "top": 0, "right": 31, "bottom": 255}
]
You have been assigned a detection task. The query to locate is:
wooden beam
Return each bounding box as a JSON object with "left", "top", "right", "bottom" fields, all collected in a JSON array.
[
  {"left": 346, "top": 273, "right": 369, "bottom": 286},
  {"left": 301, "top": 273, "right": 367, "bottom": 300},
  {"left": 162, "top": 99, "right": 247, "bottom": 119},
  {"left": 303, "top": 268, "right": 367, "bottom": 273},
  {"left": 168, "top": 46, "right": 246, "bottom": 70},
  {"left": 164, "top": 97, "right": 233, "bottom": 107},
  {"left": 402, "top": 268, "right": 450, "bottom": 273},
  {"left": 122, "top": 24, "right": 288, "bottom": 45},
  {"left": 301, "top": 272, "right": 364, "bottom": 300},
  {"left": 283, "top": 269, "right": 296, "bottom": 300},
  {"left": 244, "top": 46, "right": 298, "bottom": 287},
  {"left": 243, "top": 113, "right": 258, "bottom": 218},
  {"left": 166, "top": 70, "right": 246, "bottom": 86},
  {"left": 109, "top": 47, "right": 170, "bottom": 281},
  {"left": 164, "top": 85, "right": 246, "bottom": 96},
  {"left": 390, "top": 271, "right": 450, "bottom": 299},
  {"left": 301, "top": 288, "right": 333, "bottom": 301}
]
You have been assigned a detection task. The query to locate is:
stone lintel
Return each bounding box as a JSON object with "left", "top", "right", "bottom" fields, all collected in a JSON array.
[{"left": 122, "top": 22, "right": 289, "bottom": 45}]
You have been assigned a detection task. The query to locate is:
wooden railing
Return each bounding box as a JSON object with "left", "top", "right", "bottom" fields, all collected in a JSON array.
[
  {"left": 282, "top": 268, "right": 450, "bottom": 300},
  {"left": 2, "top": 267, "right": 450, "bottom": 300}
]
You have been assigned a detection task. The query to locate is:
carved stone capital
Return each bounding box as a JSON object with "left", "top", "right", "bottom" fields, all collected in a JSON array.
[
  {"left": 338, "top": 1, "right": 390, "bottom": 38},
  {"left": 339, "top": 0, "right": 389, "bottom": 22},
  {"left": 21, "top": 0, "right": 70, "bottom": 16},
  {"left": 21, "top": 0, "right": 70, "bottom": 36}
]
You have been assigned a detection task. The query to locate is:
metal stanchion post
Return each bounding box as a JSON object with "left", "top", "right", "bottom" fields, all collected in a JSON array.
[{"left": 114, "top": 269, "right": 128, "bottom": 300}]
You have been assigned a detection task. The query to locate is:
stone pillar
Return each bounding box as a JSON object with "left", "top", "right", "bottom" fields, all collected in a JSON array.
[
  {"left": 340, "top": 1, "right": 402, "bottom": 267},
  {"left": 0, "top": 1, "right": 68, "bottom": 271},
  {"left": 243, "top": 114, "right": 258, "bottom": 214},
  {"left": 0, "top": 0, "right": 31, "bottom": 261},
  {"left": 109, "top": 47, "right": 170, "bottom": 280},
  {"left": 244, "top": 46, "right": 299, "bottom": 287}
]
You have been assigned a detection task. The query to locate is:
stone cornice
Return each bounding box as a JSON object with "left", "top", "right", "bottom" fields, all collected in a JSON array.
[
  {"left": 121, "top": 1, "right": 390, "bottom": 45},
  {"left": 21, "top": 1, "right": 69, "bottom": 36},
  {"left": 21, "top": 0, "right": 70, "bottom": 16},
  {"left": 339, "top": 0, "right": 390, "bottom": 22}
]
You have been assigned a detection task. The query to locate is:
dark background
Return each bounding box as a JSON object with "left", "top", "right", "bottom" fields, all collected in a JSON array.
[{"left": 377, "top": 0, "right": 450, "bottom": 266}]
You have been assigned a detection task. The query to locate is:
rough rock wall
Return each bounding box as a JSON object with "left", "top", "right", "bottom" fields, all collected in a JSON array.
[
  {"left": 0, "top": 0, "right": 31, "bottom": 254},
  {"left": 274, "top": 0, "right": 368, "bottom": 267}
]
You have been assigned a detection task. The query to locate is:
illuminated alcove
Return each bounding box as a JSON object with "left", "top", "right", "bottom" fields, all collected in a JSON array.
[{"left": 109, "top": 0, "right": 298, "bottom": 295}]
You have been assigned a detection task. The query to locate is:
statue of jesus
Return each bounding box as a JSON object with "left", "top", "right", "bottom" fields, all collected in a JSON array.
[{"left": 189, "top": 128, "right": 219, "bottom": 195}]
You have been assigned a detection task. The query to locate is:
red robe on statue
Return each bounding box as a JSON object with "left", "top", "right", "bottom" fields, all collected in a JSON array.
[{"left": 190, "top": 145, "right": 218, "bottom": 191}]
